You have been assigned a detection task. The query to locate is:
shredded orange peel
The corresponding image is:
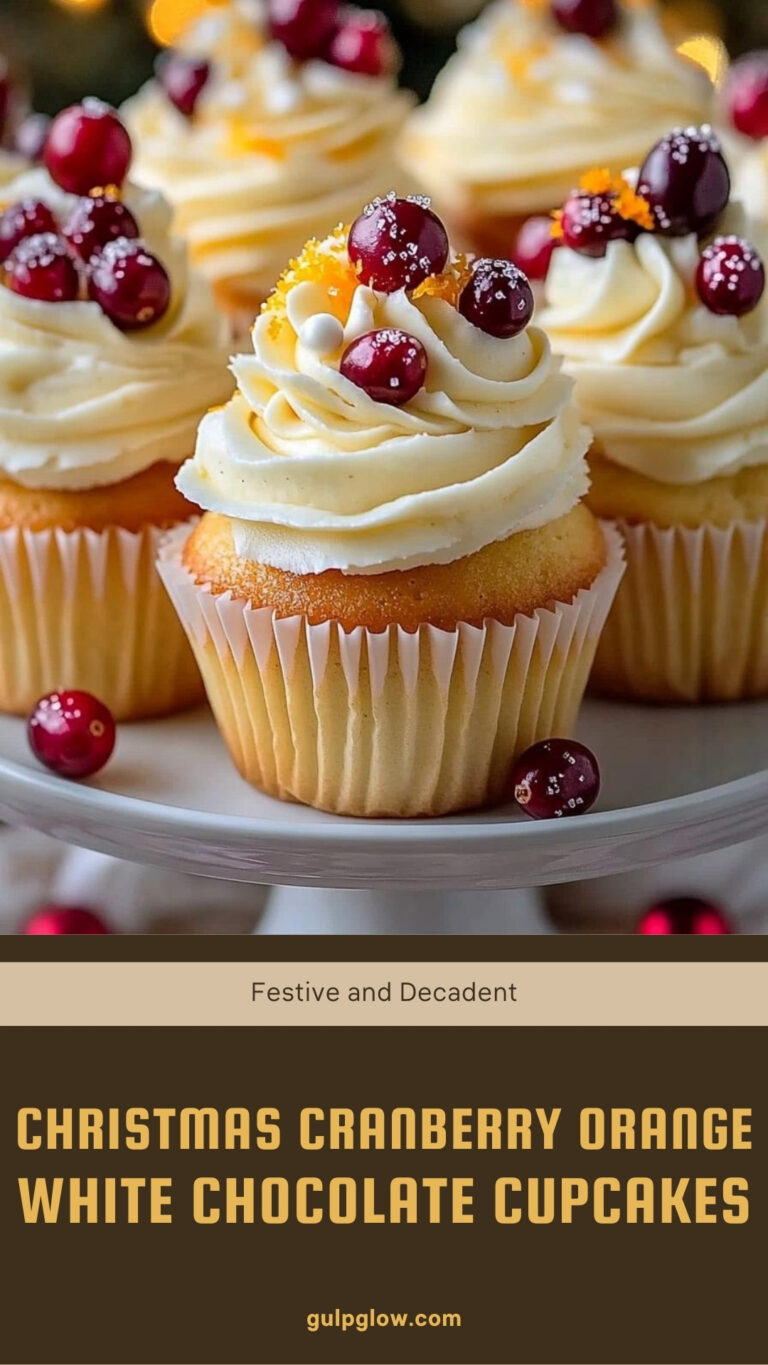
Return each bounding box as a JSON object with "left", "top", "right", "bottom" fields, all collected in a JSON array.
[
  {"left": 262, "top": 225, "right": 360, "bottom": 337},
  {"left": 412, "top": 254, "right": 475, "bottom": 307}
]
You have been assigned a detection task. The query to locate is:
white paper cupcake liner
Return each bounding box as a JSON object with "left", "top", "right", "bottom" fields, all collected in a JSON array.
[
  {"left": 590, "top": 517, "right": 768, "bottom": 703},
  {"left": 0, "top": 521, "right": 205, "bottom": 720},
  {"left": 158, "top": 522, "right": 624, "bottom": 817}
]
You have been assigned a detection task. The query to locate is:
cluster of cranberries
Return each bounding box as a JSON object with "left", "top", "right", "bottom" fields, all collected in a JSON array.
[
  {"left": 336, "top": 194, "right": 535, "bottom": 405},
  {"left": 157, "top": 0, "right": 395, "bottom": 119},
  {"left": 519, "top": 125, "right": 766, "bottom": 321},
  {"left": 0, "top": 100, "right": 171, "bottom": 331}
]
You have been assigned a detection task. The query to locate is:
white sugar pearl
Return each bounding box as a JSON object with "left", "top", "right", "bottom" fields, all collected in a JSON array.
[{"left": 299, "top": 313, "right": 345, "bottom": 355}]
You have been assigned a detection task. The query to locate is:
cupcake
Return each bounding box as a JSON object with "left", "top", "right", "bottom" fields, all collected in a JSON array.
[
  {"left": 401, "top": 0, "right": 713, "bottom": 262},
  {"left": 159, "top": 193, "right": 624, "bottom": 817},
  {"left": 721, "top": 52, "right": 768, "bottom": 224},
  {"left": 540, "top": 127, "right": 768, "bottom": 703},
  {"left": 0, "top": 99, "right": 233, "bottom": 720},
  {"left": 123, "top": 0, "right": 414, "bottom": 338}
]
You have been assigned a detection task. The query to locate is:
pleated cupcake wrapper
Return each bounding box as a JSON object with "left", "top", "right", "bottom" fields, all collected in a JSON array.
[
  {"left": 590, "top": 517, "right": 768, "bottom": 703},
  {"left": 158, "top": 522, "right": 624, "bottom": 817},
  {"left": 0, "top": 521, "right": 205, "bottom": 721}
]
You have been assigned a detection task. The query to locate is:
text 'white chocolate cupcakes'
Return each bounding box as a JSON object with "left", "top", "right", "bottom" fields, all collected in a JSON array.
[{"left": 160, "top": 193, "right": 624, "bottom": 817}]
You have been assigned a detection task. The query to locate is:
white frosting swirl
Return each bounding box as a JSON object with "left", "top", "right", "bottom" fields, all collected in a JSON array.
[
  {"left": 539, "top": 207, "right": 768, "bottom": 484},
  {"left": 177, "top": 240, "right": 590, "bottom": 574},
  {"left": 123, "top": 0, "right": 413, "bottom": 301},
  {"left": 725, "top": 130, "right": 768, "bottom": 224},
  {"left": 403, "top": 0, "right": 712, "bottom": 219},
  {"left": 0, "top": 166, "right": 233, "bottom": 490}
]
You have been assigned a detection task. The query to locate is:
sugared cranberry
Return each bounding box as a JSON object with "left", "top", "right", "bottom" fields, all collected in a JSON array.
[
  {"left": 23, "top": 905, "right": 112, "bottom": 936},
  {"left": 348, "top": 193, "right": 449, "bottom": 293},
  {"left": 513, "top": 215, "right": 557, "bottom": 281},
  {"left": 63, "top": 195, "right": 139, "bottom": 264},
  {"left": 637, "top": 897, "right": 732, "bottom": 935},
  {"left": 13, "top": 112, "right": 51, "bottom": 163},
  {"left": 327, "top": 10, "right": 395, "bottom": 76},
  {"left": 459, "top": 258, "right": 534, "bottom": 338},
  {"left": 4, "top": 233, "right": 80, "bottom": 303},
  {"left": 725, "top": 52, "right": 768, "bottom": 142},
  {"left": 44, "top": 99, "right": 132, "bottom": 196},
  {"left": 269, "top": 0, "right": 340, "bottom": 60},
  {"left": 88, "top": 238, "right": 171, "bottom": 331},
  {"left": 696, "top": 236, "right": 765, "bottom": 318},
  {"left": 158, "top": 51, "right": 211, "bottom": 118},
  {"left": 551, "top": 0, "right": 618, "bottom": 38},
  {"left": 511, "top": 738, "right": 600, "bottom": 819},
  {"left": 637, "top": 126, "right": 730, "bottom": 237},
  {"left": 340, "top": 327, "right": 427, "bottom": 405},
  {"left": 0, "top": 199, "right": 58, "bottom": 264},
  {"left": 28, "top": 690, "right": 116, "bottom": 780},
  {"left": 559, "top": 189, "right": 637, "bottom": 257}
]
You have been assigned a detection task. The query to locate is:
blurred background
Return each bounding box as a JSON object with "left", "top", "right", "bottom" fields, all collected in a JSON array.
[{"left": 0, "top": 0, "right": 765, "bottom": 116}]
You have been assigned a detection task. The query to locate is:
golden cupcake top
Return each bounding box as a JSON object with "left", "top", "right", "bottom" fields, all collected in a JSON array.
[
  {"left": 402, "top": 0, "right": 714, "bottom": 220},
  {"left": 177, "top": 193, "right": 591, "bottom": 575},
  {"left": 539, "top": 127, "right": 768, "bottom": 486},
  {"left": 0, "top": 100, "right": 232, "bottom": 492}
]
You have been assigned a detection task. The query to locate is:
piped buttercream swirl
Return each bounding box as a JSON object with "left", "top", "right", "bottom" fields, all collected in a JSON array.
[
  {"left": 0, "top": 166, "right": 232, "bottom": 490},
  {"left": 177, "top": 232, "right": 590, "bottom": 574},
  {"left": 539, "top": 206, "right": 768, "bottom": 484}
]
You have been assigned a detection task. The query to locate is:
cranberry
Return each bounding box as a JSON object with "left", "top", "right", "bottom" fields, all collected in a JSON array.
[
  {"left": 551, "top": 0, "right": 617, "bottom": 38},
  {"left": 13, "top": 112, "right": 51, "bottom": 163},
  {"left": 696, "top": 236, "right": 765, "bottom": 318},
  {"left": 637, "top": 126, "right": 730, "bottom": 237},
  {"left": 513, "top": 215, "right": 557, "bottom": 281},
  {"left": 157, "top": 51, "right": 211, "bottom": 117},
  {"left": 511, "top": 738, "right": 600, "bottom": 819},
  {"left": 637, "top": 897, "right": 732, "bottom": 936},
  {"left": 559, "top": 188, "right": 637, "bottom": 257},
  {"left": 0, "top": 200, "right": 58, "bottom": 264},
  {"left": 269, "top": 0, "right": 340, "bottom": 60},
  {"left": 348, "top": 193, "right": 449, "bottom": 293},
  {"left": 459, "top": 258, "right": 534, "bottom": 338},
  {"left": 340, "top": 327, "right": 427, "bottom": 405},
  {"left": 4, "top": 234, "right": 80, "bottom": 303},
  {"left": 327, "top": 10, "right": 394, "bottom": 76},
  {"left": 725, "top": 52, "right": 768, "bottom": 142},
  {"left": 28, "top": 690, "right": 116, "bottom": 780},
  {"left": 44, "top": 99, "right": 132, "bottom": 196},
  {"left": 88, "top": 238, "right": 171, "bottom": 331},
  {"left": 63, "top": 195, "right": 139, "bottom": 264},
  {"left": 23, "top": 906, "right": 112, "bottom": 936}
]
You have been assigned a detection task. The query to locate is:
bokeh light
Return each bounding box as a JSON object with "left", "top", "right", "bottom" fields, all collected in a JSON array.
[
  {"left": 146, "top": 0, "right": 223, "bottom": 46},
  {"left": 49, "top": 0, "right": 108, "bottom": 12}
]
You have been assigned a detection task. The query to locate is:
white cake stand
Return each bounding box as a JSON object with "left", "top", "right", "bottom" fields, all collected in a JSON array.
[{"left": 0, "top": 698, "right": 766, "bottom": 933}]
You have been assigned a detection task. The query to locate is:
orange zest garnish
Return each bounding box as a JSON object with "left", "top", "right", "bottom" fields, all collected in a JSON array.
[
  {"left": 262, "top": 224, "right": 359, "bottom": 337},
  {"left": 89, "top": 184, "right": 122, "bottom": 200},
  {"left": 614, "top": 181, "right": 654, "bottom": 230},
  {"left": 578, "top": 167, "right": 615, "bottom": 196},
  {"left": 412, "top": 253, "right": 475, "bottom": 307},
  {"left": 550, "top": 210, "right": 564, "bottom": 241}
]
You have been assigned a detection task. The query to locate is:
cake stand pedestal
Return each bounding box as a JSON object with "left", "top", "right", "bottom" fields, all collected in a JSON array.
[{"left": 0, "top": 698, "right": 766, "bottom": 934}]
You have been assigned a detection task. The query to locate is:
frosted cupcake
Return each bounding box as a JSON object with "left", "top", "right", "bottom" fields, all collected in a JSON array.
[
  {"left": 402, "top": 0, "right": 713, "bottom": 263},
  {"left": 159, "top": 193, "right": 624, "bottom": 817},
  {"left": 0, "top": 100, "right": 232, "bottom": 720},
  {"left": 540, "top": 128, "right": 768, "bottom": 702},
  {"left": 123, "top": 0, "right": 413, "bottom": 337},
  {"left": 721, "top": 53, "right": 768, "bottom": 224}
]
